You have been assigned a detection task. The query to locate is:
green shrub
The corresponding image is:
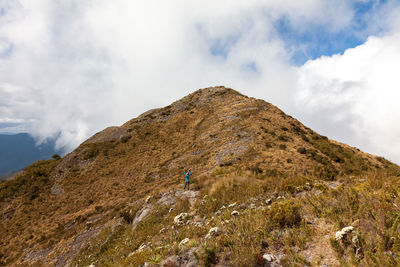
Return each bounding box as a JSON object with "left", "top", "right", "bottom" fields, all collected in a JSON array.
[
  {"left": 315, "top": 165, "right": 338, "bottom": 180},
  {"left": 203, "top": 245, "right": 217, "bottom": 267},
  {"left": 84, "top": 144, "right": 101, "bottom": 159},
  {"left": 301, "top": 134, "right": 310, "bottom": 142},
  {"left": 120, "top": 135, "right": 131, "bottom": 143},
  {"left": 297, "top": 147, "right": 306, "bottom": 154},
  {"left": 52, "top": 154, "right": 61, "bottom": 160},
  {"left": 268, "top": 200, "right": 302, "bottom": 228},
  {"left": 0, "top": 160, "right": 57, "bottom": 202},
  {"left": 265, "top": 169, "right": 278, "bottom": 177},
  {"left": 278, "top": 135, "right": 290, "bottom": 142},
  {"left": 120, "top": 210, "right": 135, "bottom": 224},
  {"left": 330, "top": 238, "right": 344, "bottom": 257}
]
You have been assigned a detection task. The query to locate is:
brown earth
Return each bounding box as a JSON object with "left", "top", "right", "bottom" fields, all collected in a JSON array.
[{"left": 0, "top": 86, "right": 398, "bottom": 266}]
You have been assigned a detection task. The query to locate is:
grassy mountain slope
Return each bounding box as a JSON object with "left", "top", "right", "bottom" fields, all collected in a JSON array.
[{"left": 1, "top": 86, "right": 400, "bottom": 266}]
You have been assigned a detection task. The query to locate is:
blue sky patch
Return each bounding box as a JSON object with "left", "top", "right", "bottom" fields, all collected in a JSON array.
[
  {"left": 275, "top": 0, "right": 387, "bottom": 65},
  {"left": 241, "top": 62, "right": 258, "bottom": 73},
  {"left": 209, "top": 34, "right": 241, "bottom": 59}
]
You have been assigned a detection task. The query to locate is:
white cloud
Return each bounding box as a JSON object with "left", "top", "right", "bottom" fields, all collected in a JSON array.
[
  {"left": 296, "top": 32, "right": 400, "bottom": 162},
  {"left": 1, "top": 0, "right": 400, "bottom": 164},
  {"left": 0, "top": 0, "right": 355, "bottom": 150}
]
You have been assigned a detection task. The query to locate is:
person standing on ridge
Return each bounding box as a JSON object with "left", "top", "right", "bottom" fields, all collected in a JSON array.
[{"left": 184, "top": 168, "right": 191, "bottom": 190}]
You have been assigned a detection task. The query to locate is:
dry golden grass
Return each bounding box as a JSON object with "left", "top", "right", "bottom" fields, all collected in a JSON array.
[{"left": 0, "top": 86, "right": 399, "bottom": 266}]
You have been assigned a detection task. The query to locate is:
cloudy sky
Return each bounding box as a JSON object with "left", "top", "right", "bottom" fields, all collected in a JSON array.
[{"left": 1, "top": 0, "right": 400, "bottom": 163}]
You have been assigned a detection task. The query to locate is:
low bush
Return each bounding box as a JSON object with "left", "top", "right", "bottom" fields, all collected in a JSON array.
[
  {"left": 268, "top": 200, "right": 302, "bottom": 228},
  {"left": 120, "top": 135, "right": 132, "bottom": 143},
  {"left": 297, "top": 147, "right": 306, "bottom": 154},
  {"left": 278, "top": 135, "right": 290, "bottom": 142}
]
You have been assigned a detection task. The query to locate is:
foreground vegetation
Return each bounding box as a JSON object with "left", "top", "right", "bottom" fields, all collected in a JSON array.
[
  {"left": 72, "top": 167, "right": 400, "bottom": 266},
  {"left": 2, "top": 87, "right": 399, "bottom": 266}
]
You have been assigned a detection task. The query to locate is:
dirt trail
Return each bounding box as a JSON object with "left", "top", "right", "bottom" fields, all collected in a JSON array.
[{"left": 301, "top": 218, "right": 341, "bottom": 266}]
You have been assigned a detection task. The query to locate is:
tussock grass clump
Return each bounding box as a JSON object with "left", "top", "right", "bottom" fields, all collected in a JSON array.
[
  {"left": 0, "top": 159, "right": 58, "bottom": 202},
  {"left": 304, "top": 171, "right": 400, "bottom": 265},
  {"left": 268, "top": 200, "right": 302, "bottom": 228}
]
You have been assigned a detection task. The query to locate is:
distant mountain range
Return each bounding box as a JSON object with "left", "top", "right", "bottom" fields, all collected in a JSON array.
[{"left": 0, "top": 133, "right": 62, "bottom": 179}]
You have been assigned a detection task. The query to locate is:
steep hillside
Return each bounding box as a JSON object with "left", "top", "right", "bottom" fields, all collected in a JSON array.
[{"left": 1, "top": 86, "right": 399, "bottom": 266}]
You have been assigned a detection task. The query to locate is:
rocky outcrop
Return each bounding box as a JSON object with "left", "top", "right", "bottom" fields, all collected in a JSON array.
[
  {"left": 335, "top": 226, "right": 354, "bottom": 241},
  {"left": 132, "top": 204, "right": 153, "bottom": 229},
  {"left": 262, "top": 253, "right": 282, "bottom": 267},
  {"left": 174, "top": 212, "right": 189, "bottom": 226},
  {"left": 161, "top": 247, "right": 198, "bottom": 267}
]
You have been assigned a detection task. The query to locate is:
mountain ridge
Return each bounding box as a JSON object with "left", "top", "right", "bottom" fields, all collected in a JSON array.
[{"left": 1, "top": 86, "right": 399, "bottom": 266}]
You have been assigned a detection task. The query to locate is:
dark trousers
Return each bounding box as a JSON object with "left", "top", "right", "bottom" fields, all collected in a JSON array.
[{"left": 184, "top": 180, "right": 189, "bottom": 190}]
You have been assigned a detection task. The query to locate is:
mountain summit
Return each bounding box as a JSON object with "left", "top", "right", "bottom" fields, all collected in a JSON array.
[{"left": 1, "top": 86, "right": 399, "bottom": 266}]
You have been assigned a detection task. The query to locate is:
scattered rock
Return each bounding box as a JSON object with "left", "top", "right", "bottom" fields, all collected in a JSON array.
[
  {"left": 209, "top": 227, "right": 220, "bottom": 236},
  {"left": 228, "top": 202, "right": 237, "bottom": 208},
  {"left": 263, "top": 253, "right": 276, "bottom": 262},
  {"left": 238, "top": 203, "right": 247, "bottom": 210},
  {"left": 250, "top": 204, "right": 256, "bottom": 209},
  {"left": 205, "top": 227, "right": 221, "bottom": 240},
  {"left": 158, "top": 190, "right": 199, "bottom": 207},
  {"left": 174, "top": 213, "right": 188, "bottom": 226},
  {"left": 220, "top": 205, "right": 226, "bottom": 210},
  {"left": 175, "top": 190, "right": 199, "bottom": 206},
  {"left": 192, "top": 221, "right": 203, "bottom": 227},
  {"left": 335, "top": 226, "right": 354, "bottom": 241},
  {"left": 158, "top": 193, "right": 176, "bottom": 206},
  {"left": 161, "top": 247, "right": 198, "bottom": 267},
  {"left": 231, "top": 210, "right": 239, "bottom": 216},
  {"left": 128, "top": 242, "right": 152, "bottom": 257},
  {"left": 265, "top": 198, "right": 272, "bottom": 205},
  {"left": 132, "top": 204, "right": 153, "bottom": 229},
  {"left": 51, "top": 183, "right": 64, "bottom": 196},
  {"left": 262, "top": 253, "right": 281, "bottom": 267},
  {"left": 145, "top": 195, "right": 152, "bottom": 203},
  {"left": 352, "top": 235, "right": 363, "bottom": 257},
  {"left": 179, "top": 238, "right": 190, "bottom": 247},
  {"left": 137, "top": 242, "right": 150, "bottom": 252}
]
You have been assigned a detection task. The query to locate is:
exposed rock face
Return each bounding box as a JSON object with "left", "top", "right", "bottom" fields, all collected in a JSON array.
[
  {"left": 83, "top": 126, "right": 129, "bottom": 144},
  {"left": 231, "top": 210, "right": 239, "bottom": 216},
  {"left": 132, "top": 204, "right": 153, "bottom": 229},
  {"left": 179, "top": 238, "right": 190, "bottom": 247},
  {"left": 205, "top": 226, "right": 222, "bottom": 240},
  {"left": 335, "top": 226, "right": 354, "bottom": 241},
  {"left": 262, "top": 253, "right": 282, "bottom": 267},
  {"left": 161, "top": 247, "right": 198, "bottom": 267},
  {"left": 174, "top": 212, "right": 189, "bottom": 226}
]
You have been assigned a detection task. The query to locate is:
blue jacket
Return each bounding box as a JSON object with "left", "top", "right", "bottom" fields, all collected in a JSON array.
[{"left": 184, "top": 171, "right": 191, "bottom": 181}]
